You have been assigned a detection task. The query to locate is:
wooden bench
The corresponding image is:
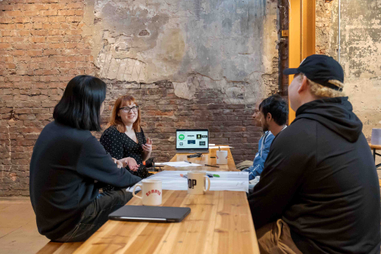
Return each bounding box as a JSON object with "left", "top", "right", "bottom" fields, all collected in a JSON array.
[{"left": 36, "top": 241, "right": 82, "bottom": 254}]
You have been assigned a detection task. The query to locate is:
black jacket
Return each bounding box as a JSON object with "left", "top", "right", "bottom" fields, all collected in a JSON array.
[
  {"left": 30, "top": 121, "right": 141, "bottom": 240},
  {"left": 249, "top": 97, "right": 380, "bottom": 253}
]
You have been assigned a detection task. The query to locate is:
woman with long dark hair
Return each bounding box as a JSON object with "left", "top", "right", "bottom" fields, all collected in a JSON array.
[{"left": 30, "top": 75, "right": 141, "bottom": 242}]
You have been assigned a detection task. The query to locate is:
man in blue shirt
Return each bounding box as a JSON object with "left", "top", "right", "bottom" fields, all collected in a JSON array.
[{"left": 243, "top": 95, "right": 288, "bottom": 181}]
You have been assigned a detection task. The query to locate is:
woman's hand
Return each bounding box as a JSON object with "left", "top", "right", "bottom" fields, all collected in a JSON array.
[
  {"left": 142, "top": 138, "right": 153, "bottom": 153},
  {"left": 123, "top": 157, "right": 139, "bottom": 171},
  {"left": 112, "top": 158, "right": 123, "bottom": 168}
]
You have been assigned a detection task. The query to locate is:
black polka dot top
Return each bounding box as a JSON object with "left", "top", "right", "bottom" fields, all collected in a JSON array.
[{"left": 100, "top": 125, "right": 149, "bottom": 178}]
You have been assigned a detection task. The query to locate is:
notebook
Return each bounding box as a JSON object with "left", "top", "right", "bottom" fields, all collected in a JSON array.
[
  {"left": 176, "top": 129, "right": 209, "bottom": 153},
  {"left": 108, "top": 205, "right": 191, "bottom": 222}
]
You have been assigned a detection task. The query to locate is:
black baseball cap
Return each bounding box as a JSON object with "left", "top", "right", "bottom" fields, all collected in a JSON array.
[{"left": 283, "top": 54, "right": 344, "bottom": 91}]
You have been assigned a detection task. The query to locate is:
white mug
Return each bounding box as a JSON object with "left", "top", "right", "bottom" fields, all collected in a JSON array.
[
  {"left": 216, "top": 150, "right": 228, "bottom": 164},
  {"left": 132, "top": 179, "right": 162, "bottom": 206},
  {"left": 187, "top": 172, "right": 211, "bottom": 195}
]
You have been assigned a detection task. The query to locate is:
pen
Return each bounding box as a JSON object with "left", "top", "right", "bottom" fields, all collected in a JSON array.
[
  {"left": 205, "top": 164, "right": 219, "bottom": 168},
  {"left": 184, "top": 161, "right": 192, "bottom": 164}
]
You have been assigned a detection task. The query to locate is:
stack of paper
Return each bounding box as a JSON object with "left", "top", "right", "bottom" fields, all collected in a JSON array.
[{"left": 155, "top": 161, "right": 203, "bottom": 167}]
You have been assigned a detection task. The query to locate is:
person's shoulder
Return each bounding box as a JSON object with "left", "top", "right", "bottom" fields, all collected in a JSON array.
[
  {"left": 103, "top": 125, "right": 120, "bottom": 135},
  {"left": 263, "top": 131, "right": 275, "bottom": 144},
  {"left": 281, "top": 118, "right": 316, "bottom": 138},
  {"left": 39, "top": 121, "right": 92, "bottom": 145},
  {"left": 266, "top": 131, "right": 275, "bottom": 139},
  {"left": 272, "top": 119, "right": 317, "bottom": 151},
  {"left": 136, "top": 127, "right": 144, "bottom": 135},
  {"left": 51, "top": 121, "right": 91, "bottom": 136}
]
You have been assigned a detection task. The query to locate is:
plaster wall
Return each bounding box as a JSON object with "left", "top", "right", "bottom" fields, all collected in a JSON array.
[
  {"left": 86, "top": 0, "right": 279, "bottom": 104},
  {"left": 316, "top": 0, "right": 381, "bottom": 138}
]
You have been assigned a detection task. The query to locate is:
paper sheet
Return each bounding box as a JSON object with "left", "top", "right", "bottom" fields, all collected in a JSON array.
[
  {"left": 155, "top": 161, "right": 203, "bottom": 167},
  {"left": 127, "top": 171, "right": 249, "bottom": 193},
  {"left": 208, "top": 145, "right": 234, "bottom": 149}
]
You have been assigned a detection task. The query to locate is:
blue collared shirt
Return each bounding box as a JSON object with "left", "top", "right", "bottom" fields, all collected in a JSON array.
[{"left": 244, "top": 131, "right": 275, "bottom": 180}]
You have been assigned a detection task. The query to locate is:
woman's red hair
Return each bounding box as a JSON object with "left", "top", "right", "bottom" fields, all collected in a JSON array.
[{"left": 107, "top": 95, "right": 141, "bottom": 133}]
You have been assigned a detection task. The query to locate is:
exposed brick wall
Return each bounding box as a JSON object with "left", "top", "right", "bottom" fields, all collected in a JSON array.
[
  {"left": 100, "top": 80, "right": 262, "bottom": 166},
  {"left": 0, "top": 0, "right": 267, "bottom": 196},
  {"left": 0, "top": 0, "right": 95, "bottom": 196}
]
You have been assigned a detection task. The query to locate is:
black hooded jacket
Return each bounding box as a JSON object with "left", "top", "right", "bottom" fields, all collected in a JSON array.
[{"left": 249, "top": 97, "right": 380, "bottom": 253}]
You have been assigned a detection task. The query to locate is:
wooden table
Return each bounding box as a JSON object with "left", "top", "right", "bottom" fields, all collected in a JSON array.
[
  {"left": 369, "top": 143, "right": 381, "bottom": 169},
  {"left": 38, "top": 147, "right": 259, "bottom": 254},
  {"left": 165, "top": 147, "right": 236, "bottom": 171}
]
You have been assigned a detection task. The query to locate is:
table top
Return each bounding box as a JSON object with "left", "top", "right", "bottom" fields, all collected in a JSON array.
[
  {"left": 369, "top": 143, "right": 381, "bottom": 150},
  {"left": 164, "top": 147, "right": 236, "bottom": 171},
  {"left": 73, "top": 190, "right": 259, "bottom": 254},
  {"left": 38, "top": 147, "right": 259, "bottom": 254}
]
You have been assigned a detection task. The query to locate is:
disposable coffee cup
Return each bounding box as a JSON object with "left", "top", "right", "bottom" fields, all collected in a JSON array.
[{"left": 216, "top": 150, "right": 228, "bottom": 164}]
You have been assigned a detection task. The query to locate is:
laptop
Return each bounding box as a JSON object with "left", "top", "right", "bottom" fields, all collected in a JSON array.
[
  {"left": 176, "top": 129, "right": 209, "bottom": 153},
  {"left": 108, "top": 205, "right": 191, "bottom": 222}
]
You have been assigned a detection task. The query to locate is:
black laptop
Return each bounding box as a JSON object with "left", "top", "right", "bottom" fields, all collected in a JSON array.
[
  {"left": 176, "top": 129, "right": 209, "bottom": 153},
  {"left": 108, "top": 206, "right": 191, "bottom": 222}
]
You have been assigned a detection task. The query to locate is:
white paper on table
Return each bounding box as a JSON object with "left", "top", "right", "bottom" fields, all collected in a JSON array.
[
  {"left": 208, "top": 145, "right": 234, "bottom": 149},
  {"left": 126, "top": 171, "right": 249, "bottom": 193},
  {"left": 155, "top": 161, "right": 203, "bottom": 167}
]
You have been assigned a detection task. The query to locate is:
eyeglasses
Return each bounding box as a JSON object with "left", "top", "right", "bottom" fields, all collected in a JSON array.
[{"left": 119, "top": 106, "right": 139, "bottom": 113}]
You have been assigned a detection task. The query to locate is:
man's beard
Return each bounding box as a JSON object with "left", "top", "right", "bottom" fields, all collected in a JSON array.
[{"left": 262, "top": 121, "right": 269, "bottom": 132}]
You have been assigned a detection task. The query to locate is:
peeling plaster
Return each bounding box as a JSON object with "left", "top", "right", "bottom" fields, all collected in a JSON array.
[
  {"left": 173, "top": 72, "right": 264, "bottom": 104},
  {"left": 84, "top": 0, "right": 279, "bottom": 104},
  {"left": 318, "top": 0, "right": 381, "bottom": 138}
]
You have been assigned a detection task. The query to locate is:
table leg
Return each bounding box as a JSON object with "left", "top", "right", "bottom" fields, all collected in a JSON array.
[{"left": 373, "top": 148, "right": 376, "bottom": 162}]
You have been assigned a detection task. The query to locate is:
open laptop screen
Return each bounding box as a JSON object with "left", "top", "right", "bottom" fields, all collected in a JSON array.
[{"left": 176, "top": 129, "right": 209, "bottom": 152}]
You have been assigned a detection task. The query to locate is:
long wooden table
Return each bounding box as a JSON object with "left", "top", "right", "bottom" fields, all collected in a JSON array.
[
  {"left": 38, "top": 147, "right": 259, "bottom": 254},
  {"left": 165, "top": 147, "right": 236, "bottom": 171}
]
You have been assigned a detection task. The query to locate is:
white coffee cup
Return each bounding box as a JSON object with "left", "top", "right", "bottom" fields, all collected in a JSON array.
[
  {"left": 187, "top": 172, "right": 211, "bottom": 195},
  {"left": 216, "top": 150, "right": 228, "bottom": 164},
  {"left": 132, "top": 179, "right": 162, "bottom": 206}
]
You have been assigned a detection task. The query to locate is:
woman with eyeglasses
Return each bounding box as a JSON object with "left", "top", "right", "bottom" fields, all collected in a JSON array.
[{"left": 100, "top": 95, "right": 153, "bottom": 179}]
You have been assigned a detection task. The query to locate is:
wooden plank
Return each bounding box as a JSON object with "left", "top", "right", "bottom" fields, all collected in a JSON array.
[
  {"left": 369, "top": 143, "right": 381, "bottom": 150},
  {"left": 215, "top": 191, "right": 259, "bottom": 254},
  {"left": 36, "top": 242, "right": 83, "bottom": 254},
  {"left": 75, "top": 190, "right": 259, "bottom": 254},
  {"left": 36, "top": 242, "right": 64, "bottom": 254},
  {"left": 154, "top": 191, "right": 219, "bottom": 254},
  {"left": 288, "top": 0, "right": 316, "bottom": 123}
]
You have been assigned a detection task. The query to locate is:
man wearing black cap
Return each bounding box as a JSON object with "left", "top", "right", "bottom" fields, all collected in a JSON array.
[{"left": 248, "top": 55, "right": 380, "bottom": 253}]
